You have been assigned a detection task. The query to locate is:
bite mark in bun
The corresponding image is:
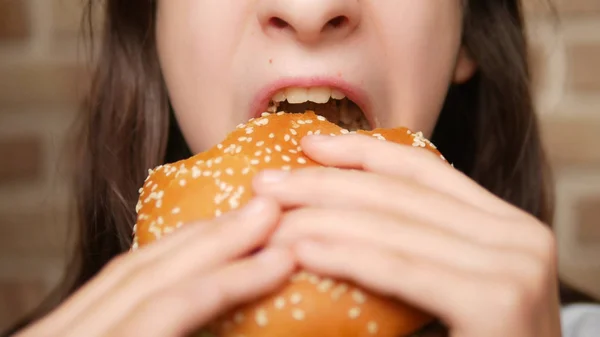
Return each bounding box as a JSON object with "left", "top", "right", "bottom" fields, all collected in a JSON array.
[{"left": 132, "top": 111, "right": 446, "bottom": 337}]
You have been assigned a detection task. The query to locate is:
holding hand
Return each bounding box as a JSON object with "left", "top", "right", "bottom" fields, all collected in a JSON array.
[
  {"left": 16, "top": 198, "right": 295, "bottom": 337},
  {"left": 254, "top": 134, "right": 562, "bottom": 337}
]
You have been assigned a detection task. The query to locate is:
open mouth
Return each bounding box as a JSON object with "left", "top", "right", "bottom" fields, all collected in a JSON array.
[{"left": 265, "top": 86, "right": 372, "bottom": 131}]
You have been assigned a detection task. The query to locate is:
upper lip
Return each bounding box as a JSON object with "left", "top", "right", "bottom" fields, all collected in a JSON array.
[{"left": 250, "top": 77, "right": 375, "bottom": 128}]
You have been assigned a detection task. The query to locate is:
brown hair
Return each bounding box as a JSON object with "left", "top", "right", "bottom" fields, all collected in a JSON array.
[{"left": 3, "top": 0, "right": 596, "bottom": 335}]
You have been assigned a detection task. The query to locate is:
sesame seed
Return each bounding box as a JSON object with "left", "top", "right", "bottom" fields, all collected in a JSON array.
[
  {"left": 352, "top": 290, "right": 366, "bottom": 304},
  {"left": 292, "top": 309, "right": 305, "bottom": 321},
  {"left": 284, "top": 134, "right": 291, "bottom": 142},
  {"left": 242, "top": 167, "right": 251, "bottom": 175},
  {"left": 225, "top": 168, "right": 234, "bottom": 176},
  {"left": 367, "top": 321, "right": 379, "bottom": 334},
  {"left": 297, "top": 157, "right": 307, "bottom": 164},
  {"left": 157, "top": 216, "right": 164, "bottom": 225},
  {"left": 255, "top": 118, "right": 269, "bottom": 126},
  {"left": 255, "top": 309, "right": 268, "bottom": 327},
  {"left": 274, "top": 297, "right": 285, "bottom": 309},
  {"left": 217, "top": 143, "right": 223, "bottom": 149},
  {"left": 250, "top": 159, "right": 260, "bottom": 165},
  {"left": 308, "top": 275, "right": 320, "bottom": 284},
  {"left": 212, "top": 171, "right": 221, "bottom": 178},
  {"left": 282, "top": 155, "right": 291, "bottom": 162},
  {"left": 235, "top": 146, "right": 243, "bottom": 153},
  {"left": 156, "top": 200, "right": 162, "bottom": 208},
  {"left": 256, "top": 140, "right": 265, "bottom": 147},
  {"left": 290, "top": 293, "right": 302, "bottom": 304},
  {"left": 265, "top": 148, "right": 272, "bottom": 154},
  {"left": 317, "top": 279, "right": 333, "bottom": 292},
  {"left": 203, "top": 171, "right": 212, "bottom": 177},
  {"left": 275, "top": 145, "right": 282, "bottom": 152},
  {"left": 317, "top": 116, "right": 326, "bottom": 121},
  {"left": 331, "top": 284, "right": 348, "bottom": 300},
  {"left": 264, "top": 155, "right": 271, "bottom": 163},
  {"left": 179, "top": 179, "right": 187, "bottom": 186},
  {"left": 348, "top": 307, "right": 361, "bottom": 319},
  {"left": 282, "top": 165, "right": 291, "bottom": 171},
  {"left": 307, "top": 130, "right": 313, "bottom": 135},
  {"left": 290, "top": 128, "right": 298, "bottom": 135},
  {"left": 269, "top": 133, "right": 275, "bottom": 139},
  {"left": 290, "top": 271, "right": 307, "bottom": 282},
  {"left": 214, "top": 156, "right": 223, "bottom": 164},
  {"left": 192, "top": 167, "right": 201, "bottom": 178},
  {"left": 171, "top": 207, "right": 181, "bottom": 214}
]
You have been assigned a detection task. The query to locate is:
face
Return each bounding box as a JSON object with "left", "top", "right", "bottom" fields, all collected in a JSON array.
[{"left": 156, "top": 0, "right": 476, "bottom": 154}]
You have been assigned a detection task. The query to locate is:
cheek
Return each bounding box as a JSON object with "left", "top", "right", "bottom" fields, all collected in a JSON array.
[
  {"left": 375, "top": 2, "right": 464, "bottom": 136},
  {"left": 156, "top": 1, "right": 247, "bottom": 153}
]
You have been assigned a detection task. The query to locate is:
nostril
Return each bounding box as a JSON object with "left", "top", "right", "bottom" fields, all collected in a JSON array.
[
  {"left": 269, "top": 17, "right": 289, "bottom": 29},
  {"left": 327, "top": 16, "right": 348, "bottom": 29}
]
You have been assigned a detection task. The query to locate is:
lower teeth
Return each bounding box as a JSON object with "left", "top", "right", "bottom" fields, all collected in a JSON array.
[{"left": 267, "top": 98, "right": 370, "bottom": 131}]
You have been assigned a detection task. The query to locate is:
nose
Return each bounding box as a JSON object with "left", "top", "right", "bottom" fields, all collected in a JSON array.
[{"left": 258, "top": 0, "right": 361, "bottom": 44}]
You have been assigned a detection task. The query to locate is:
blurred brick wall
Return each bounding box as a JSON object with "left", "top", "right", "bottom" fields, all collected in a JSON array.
[{"left": 0, "top": 0, "right": 599, "bottom": 332}]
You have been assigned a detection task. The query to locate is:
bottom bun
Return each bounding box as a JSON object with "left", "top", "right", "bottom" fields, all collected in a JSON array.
[{"left": 201, "top": 270, "right": 433, "bottom": 337}]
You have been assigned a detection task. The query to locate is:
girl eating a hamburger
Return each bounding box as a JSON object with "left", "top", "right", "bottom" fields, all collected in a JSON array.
[{"left": 5, "top": 1, "right": 599, "bottom": 337}]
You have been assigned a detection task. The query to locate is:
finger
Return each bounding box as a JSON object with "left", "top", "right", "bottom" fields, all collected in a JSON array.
[
  {"left": 291, "top": 240, "right": 496, "bottom": 327},
  {"left": 300, "top": 134, "right": 521, "bottom": 218},
  {"left": 270, "top": 207, "right": 532, "bottom": 276},
  {"left": 92, "top": 247, "right": 295, "bottom": 337},
  {"left": 59, "top": 197, "right": 281, "bottom": 335},
  {"left": 254, "top": 167, "right": 531, "bottom": 247}
]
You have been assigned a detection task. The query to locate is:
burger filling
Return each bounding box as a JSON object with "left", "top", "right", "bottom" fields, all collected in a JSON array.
[{"left": 266, "top": 87, "right": 371, "bottom": 131}]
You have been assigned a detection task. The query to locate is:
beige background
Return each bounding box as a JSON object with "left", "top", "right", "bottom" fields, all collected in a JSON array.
[{"left": 0, "top": 0, "right": 599, "bottom": 332}]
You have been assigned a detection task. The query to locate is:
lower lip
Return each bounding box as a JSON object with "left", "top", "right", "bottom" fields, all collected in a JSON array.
[{"left": 250, "top": 78, "right": 373, "bottom": 127}]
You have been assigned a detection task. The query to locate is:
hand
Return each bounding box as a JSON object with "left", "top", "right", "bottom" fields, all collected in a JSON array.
[
  {"left": 15, "top": 197, "right": 296, "bottom": 337},
  {"left": 253, "top": 134, "right": 562, "bottom": 337}
]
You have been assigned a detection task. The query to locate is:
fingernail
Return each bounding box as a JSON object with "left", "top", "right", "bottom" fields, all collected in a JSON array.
[
  {"left": 256, "top": 248, "right": 285, "bottom": 263},
  {"left": 242, "top": 197, "right": 268, "bottom": 215},
  {"left": 295, "top": 240, "right": 324, "bottom": 254},
  {"left": 305, "top": 135, "right": 335, "bottom": 142},
  {"left": 256, "top": 169, "right": 290, "bottom": 184}
]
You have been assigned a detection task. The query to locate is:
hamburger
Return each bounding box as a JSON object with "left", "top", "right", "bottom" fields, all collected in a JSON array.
[{"left": 132, "top": 108, "right": 446, "bottom": 336}]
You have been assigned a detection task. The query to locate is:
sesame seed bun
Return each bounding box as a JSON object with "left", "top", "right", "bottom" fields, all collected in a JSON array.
[{"left": 132, "top": 111, "right": 445, "bottom": 337}]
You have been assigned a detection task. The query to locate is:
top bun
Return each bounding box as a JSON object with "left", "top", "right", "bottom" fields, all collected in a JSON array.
[{"left": 132, "top": 111, "right": 446, "bottom": 337}]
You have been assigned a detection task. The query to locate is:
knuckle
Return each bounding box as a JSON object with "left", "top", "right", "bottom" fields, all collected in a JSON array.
[
  {"left": 102, "top": 252, "right": 131, "bottom": 274},
  {"left": 527, "top": 219, "right": 558, "bottom": 262},
  {"left": 489, "top": 279, "right": 533, "bottom": 317}
]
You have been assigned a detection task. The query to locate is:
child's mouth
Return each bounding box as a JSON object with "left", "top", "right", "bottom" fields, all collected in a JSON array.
[{"left": 265, "top": 86, "right": 372, "bottom": 131}]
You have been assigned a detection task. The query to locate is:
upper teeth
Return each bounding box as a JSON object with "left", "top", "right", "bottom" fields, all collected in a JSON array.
[{"left": 271, "top": 86, "right": 346, "bottom": 104}]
